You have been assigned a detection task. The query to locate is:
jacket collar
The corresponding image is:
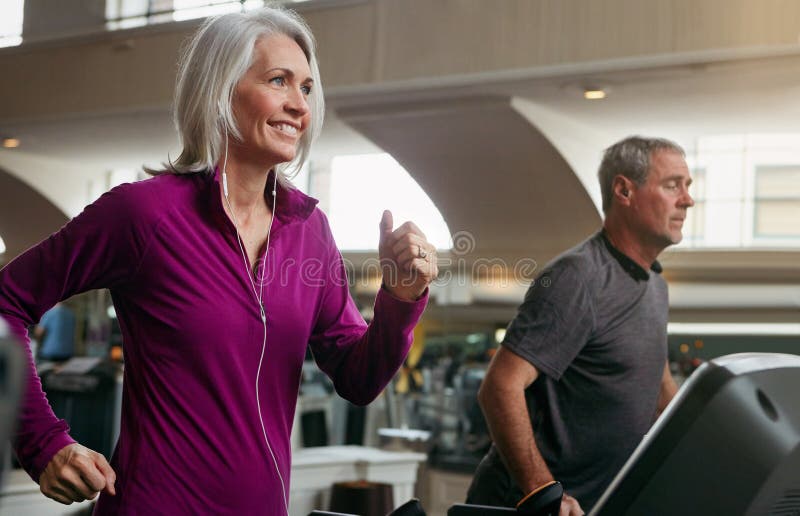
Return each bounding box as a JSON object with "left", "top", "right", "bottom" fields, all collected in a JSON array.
[{"left": 210, "top": 167, "right": 318, "bottom": 225}]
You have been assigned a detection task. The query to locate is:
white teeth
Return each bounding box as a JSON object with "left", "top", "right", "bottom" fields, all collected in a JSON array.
[{"left": 272, "top": 123, "right": 297, "bottom": 136}]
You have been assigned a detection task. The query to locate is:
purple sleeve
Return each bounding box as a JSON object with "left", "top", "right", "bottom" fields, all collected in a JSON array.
[
  {"left": 0, "top": 184, "right": 153, "bottom": 480},
  {"left": 308, "top": 246, "right": 427, "bottom": 406}
]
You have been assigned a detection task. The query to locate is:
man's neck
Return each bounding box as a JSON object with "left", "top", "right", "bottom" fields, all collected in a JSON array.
[{"left": 602, "top": 223, "right": 663, "bottom": 270}]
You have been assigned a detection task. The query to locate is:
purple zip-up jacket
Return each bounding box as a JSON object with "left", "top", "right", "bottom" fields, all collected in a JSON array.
[{"left": 0, "top": 169, "right": 427, "bottom": 514}]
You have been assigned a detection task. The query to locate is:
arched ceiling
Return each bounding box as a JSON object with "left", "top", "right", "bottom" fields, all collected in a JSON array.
[
  {"left": 0, "top": 167, "right": 68, "bottom": 263},
  {"left": 1, "top": 8, "right": 798, "bottom": 305},
  {"left": 337, "top": 96, "right": 601, "bottom": 265}
]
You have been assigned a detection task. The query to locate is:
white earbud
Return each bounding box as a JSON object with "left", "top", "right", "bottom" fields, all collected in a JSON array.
[{"left": 222, "top": 126, "right": 230, "bottom": 199}]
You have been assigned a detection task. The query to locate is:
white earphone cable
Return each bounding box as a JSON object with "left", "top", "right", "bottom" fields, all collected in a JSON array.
[{"left": 221, "top": 130, "right": 289, "bottom": 515}]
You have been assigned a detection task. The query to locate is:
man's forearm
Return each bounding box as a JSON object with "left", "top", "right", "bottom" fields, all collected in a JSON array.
[
  {"left": 479, "top": 384, "right": 554, "bottom": 493},
  {"left": 655, "top": 362, "right": 679, "bottom": 419}
]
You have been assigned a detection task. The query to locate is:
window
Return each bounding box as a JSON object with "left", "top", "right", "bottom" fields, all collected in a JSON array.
[
  {"left": 677, "top": 134, "right": 800, "bottom": 249},
  {"left": 106, "top": 0, "right": 309, "bottom": 29},
  {"left": 171, "top": 1, "right": 263, "bottom": 22},
  {"left": 0, "top": 0, "right": 24, "bottom": 48},
  {"left": 754, "top": 166, "right": 800, "bottom": 239},
  {"left": 682, "top": 168, "right": 706, "bottom": 241},
  {"left": 327, "top": 154, "right": 451, "bottom": 251},
  {"left": 106, "top": 0, "right": 154, "bottom": 29}
]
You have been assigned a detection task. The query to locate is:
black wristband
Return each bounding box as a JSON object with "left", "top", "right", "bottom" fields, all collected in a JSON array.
[{"left": 516, "top": 480, "right": 564, "bottom": 515}]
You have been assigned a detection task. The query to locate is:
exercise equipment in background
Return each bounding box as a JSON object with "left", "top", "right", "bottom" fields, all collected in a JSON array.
[{"left": 0, "top": 318, "right": 25, "bottom": 489}]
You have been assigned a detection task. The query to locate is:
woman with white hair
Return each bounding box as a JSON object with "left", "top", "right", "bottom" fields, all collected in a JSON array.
[{"left": 1, "top": 6, "right": 436, "bottom": 514}]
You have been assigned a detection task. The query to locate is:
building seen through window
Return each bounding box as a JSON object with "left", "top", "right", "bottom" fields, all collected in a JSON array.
[
  {"left": 328, "top": 154, "right": 452, "bottom": 251},
  {"left": 106, "top": 0, "right": 308, "bottom": 28},
  {"left": 0, "top": 0, "right": 24, "bottom": 48},
  {"left": 679, "top": 134, "right": 800, "bottom": 249},
  {"left": 682, "top": 168, "right": 706, "bottom": 242},
  {"left": 754, "top": 165, "right": 800, "bottom": 240}
]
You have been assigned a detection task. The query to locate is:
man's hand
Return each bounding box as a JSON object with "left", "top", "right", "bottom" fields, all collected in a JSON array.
[
  {"left": 39, "top": 443, "right": 116, "bottom": 504},
  {"left": 378, "top": 210, "right": 438, "bottom": 301},
  {"left": 560, "top": 493, "right": 584, "bottom": 516}
]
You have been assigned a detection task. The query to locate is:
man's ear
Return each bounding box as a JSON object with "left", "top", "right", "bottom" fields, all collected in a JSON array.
[{"left": 613, "top": 175, "right": 633, "bottom": 205}]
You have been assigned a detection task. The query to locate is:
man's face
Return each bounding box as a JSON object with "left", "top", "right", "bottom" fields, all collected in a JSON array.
[{"left": 629, "top": 150, "right": 695, "bottom": 248}]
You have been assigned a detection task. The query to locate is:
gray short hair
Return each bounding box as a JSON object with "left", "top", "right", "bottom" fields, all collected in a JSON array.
[
  {"left": 598, "top": 136, "right": 685, "bottom": 212},
  {"left": 151, "top": 6, "right": 324, "bottom": 183}
]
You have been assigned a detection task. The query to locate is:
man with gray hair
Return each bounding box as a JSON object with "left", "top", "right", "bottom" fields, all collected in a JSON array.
[{"left": 467, "top": 136, "right": 694, "bottom": 514}]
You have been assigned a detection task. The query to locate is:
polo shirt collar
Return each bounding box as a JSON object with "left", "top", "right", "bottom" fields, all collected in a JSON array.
[{"left": 600, "top": 230, "right": 662, "bottom": 280}]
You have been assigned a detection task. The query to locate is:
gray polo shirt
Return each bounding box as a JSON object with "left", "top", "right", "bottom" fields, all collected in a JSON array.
[{"left": 487, "top": 231, "right": 668, "bottom": 510}]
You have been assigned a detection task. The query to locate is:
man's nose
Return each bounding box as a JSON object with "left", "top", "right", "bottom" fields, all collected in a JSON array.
[{"left": 681, "top": 187, "right": 695, "bottom": 208}]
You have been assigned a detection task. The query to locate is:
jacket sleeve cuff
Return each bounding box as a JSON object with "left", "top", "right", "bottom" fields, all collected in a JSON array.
[
  {"left": 28, "top": 433, "right": 76, "bottom": 482},
  {"left": 378, "top": 285, "right": 429, "bottom": 316}
]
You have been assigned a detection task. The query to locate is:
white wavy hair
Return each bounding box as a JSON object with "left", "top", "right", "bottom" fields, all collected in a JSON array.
[{"left": 150, "top": 5, "right": 324, "bottom": 184}]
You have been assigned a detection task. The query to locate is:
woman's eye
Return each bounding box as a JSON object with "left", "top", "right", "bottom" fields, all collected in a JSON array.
[
  {"left": 269, "top": 76, "right": 286, "bottom": 86},
  {"left": 301, "top": 84, "right": 312, "bottom": 96}
]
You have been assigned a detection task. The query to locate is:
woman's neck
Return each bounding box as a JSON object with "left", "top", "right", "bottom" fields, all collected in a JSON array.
[
  {"left": 221, "top": 152, "right": 275, "bottom": 209},
  {"left": 220, "top": 153, "right": 277, "bottom": 225}
]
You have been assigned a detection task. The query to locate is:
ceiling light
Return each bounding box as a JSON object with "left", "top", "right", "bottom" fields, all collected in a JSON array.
[
  {"left": 561, "top": 81, "right": 613, "bottom": 100},
  {"left": 583, "top": 88, "right": 607, "bottom": 100},
  {"left": 2, "top": 138, "right": 20, "bottom": 148}
]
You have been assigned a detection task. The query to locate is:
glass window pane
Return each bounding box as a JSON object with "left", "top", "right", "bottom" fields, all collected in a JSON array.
[
  {"left": 755, "top": 201, "right": 800, "bottom": 237},
  {"left": 0, "top": 0, "right": 24, "bottom": 48},
  {"left": 150, "top": 0, "right": 174, "bottom": 12},
  {"left": 690, "top": 168, "right": 706, "bottom": 201},
  {"left": 684, "top": 201, "right": 705, "bottom": 239},
  {"left": 756, "top": 167, "right": 800, "bottom": 197},
  {"left": 701, "top": 198, "right": 745, "bottom": 246},
  {"left": 329, "top": 154, "right": 451, "bottom": 251}
]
